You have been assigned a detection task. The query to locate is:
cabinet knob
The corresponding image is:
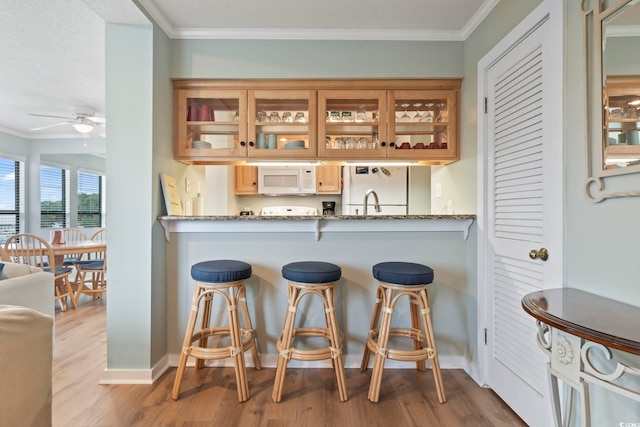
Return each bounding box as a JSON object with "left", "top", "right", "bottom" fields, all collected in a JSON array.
[
  {"left": 381, "top": 141, "right": 386, "bottom": 147},
  {"left": 249, "top": 141, "right": 254, "bottom": 147},
  {"left": 240, "top": 141, "right": 246, "bottom": 146},
  {"left": 389, "top": 142, "right": 395, "bottom": 147}
]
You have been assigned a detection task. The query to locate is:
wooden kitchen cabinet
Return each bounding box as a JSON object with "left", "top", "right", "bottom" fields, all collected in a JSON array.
[
  {"left": 173, "top": 83, "right": 248, "bottom": 161},
  {"left": 248, "top": 90, "right": 317, "bottom": 159},
  {"left": 174, "top": 79, "right": 461, "bottom": 165},
  {"left": 234, "top": 166, "right": 258, "bottom": 195},
  {"left": 316, "top": 165, "right": 342, "bottom": 194},
  {"left": 388, "top": 89, "right": 459, "bottom": 162},
  {"left": 604, "top": 76, "right": 640, "bottom": 169}
]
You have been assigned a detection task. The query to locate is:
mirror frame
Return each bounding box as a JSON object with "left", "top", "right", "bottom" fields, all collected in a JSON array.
[{"left": 583, "top": 0, "right": 640, "bottom": 202}]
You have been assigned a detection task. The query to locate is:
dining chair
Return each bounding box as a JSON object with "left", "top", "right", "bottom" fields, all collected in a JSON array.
[
  {"left": 74, "top": 228, "right": 106, "bottom": 304},
  {"left": 61, "top": 228, "right": 88, "bottom": 265},
  {"left": 3, "top": 233, "right": 77, "bottom": 311}
]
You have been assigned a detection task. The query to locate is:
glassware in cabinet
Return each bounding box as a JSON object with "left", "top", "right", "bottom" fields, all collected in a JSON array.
[
  {"left": 317, "top": 90, "right": 388, "bottom": 159},
  {"left": 388, "top": 90, "right": 458, "bottom": 161},
  {"left": 248, "top": 90, "right": 317, "bottom": 158},
  {"left": 174, "top": 87, "right": 248, "bottom": 159}
]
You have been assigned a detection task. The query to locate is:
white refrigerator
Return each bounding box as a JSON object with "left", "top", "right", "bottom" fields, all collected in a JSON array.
[{"left": 342, "top": 166, "right": 408, "bottom": 215}]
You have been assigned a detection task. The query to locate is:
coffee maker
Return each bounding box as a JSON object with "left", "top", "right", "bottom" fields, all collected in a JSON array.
[{"left": 322, "top": 201, "right": 336, "bottom": 216}]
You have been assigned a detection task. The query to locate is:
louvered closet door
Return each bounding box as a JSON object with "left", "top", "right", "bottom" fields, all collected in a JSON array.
[{"left": 485, "top": 13, "right": 562, "bottom": 427}]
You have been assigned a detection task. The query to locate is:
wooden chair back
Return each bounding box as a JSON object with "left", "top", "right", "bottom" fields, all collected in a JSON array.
[
  {"left": 3, "top": 233, "right": 56, "bottom": 271},
  {"left": 62, "top": 228, "right": 87, "bottom": 243},
  {"left": 90, "top": 228, "right": 106, "bottom": 241}
]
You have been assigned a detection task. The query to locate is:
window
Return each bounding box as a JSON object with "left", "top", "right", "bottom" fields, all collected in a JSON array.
[
  {"left": 77, "top": 170, "right": 103, "bottom": 227},
  {"left": 0, "top": 156, "right": 24, "bottom": 244},
  {"left": 40, "top": 165, "right": 69, "bottom": 228}
]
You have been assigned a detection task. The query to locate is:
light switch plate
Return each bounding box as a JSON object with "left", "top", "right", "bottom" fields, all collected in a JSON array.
[{"left": 434, "top": 182, "right": 442, "bottom": 198}]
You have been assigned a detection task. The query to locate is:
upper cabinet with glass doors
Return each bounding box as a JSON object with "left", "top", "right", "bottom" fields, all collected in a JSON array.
[
  {"left": 173, "top": 79, "right": 461, "bottom": 164},
  {"left": 173, "top": 84, "right": 248, "bottom": 161},
  {"left": 388, "top": 90, "right": 458, "bottom": 162},
  {"left": 317, "top": 90, "right": 388, "bottom": 159},
  {"left": 248, "top": 90, "right": 316, "bottom": 159}
]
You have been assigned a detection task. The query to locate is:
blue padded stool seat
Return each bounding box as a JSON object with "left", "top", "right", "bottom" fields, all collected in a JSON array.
[
  {"left": 281, "top": 261, "right": 341, "bottom": 284},
  {"left": 372, "top": 261, "right": 434, "bottom": 285},
  {"left": 191, "top": 260, "right": 252, "bottom": 283}
]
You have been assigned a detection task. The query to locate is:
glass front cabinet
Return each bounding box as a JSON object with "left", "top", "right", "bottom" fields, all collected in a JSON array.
[
  {"left": 174, "top": 87, "right": 248, "bottom": 160},
  {"left": 173, "top": 79, "right": 461, "bottom": 164},
  {"left": 248, "top": 90, "right": 316, "bottom": 159}
]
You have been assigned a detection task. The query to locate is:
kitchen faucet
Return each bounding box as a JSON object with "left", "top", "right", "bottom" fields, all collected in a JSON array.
[{"left": 363, "top": 189, "right": 381, "bottom": 216}]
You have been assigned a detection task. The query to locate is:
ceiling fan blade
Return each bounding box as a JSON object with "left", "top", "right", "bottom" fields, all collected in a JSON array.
[
  {"left": 28, "top": 112, "right": 74, "bottom": 120},
  {"left": 30, "top": 121, "right": 71, "bottom": 131},
  {"left": 88, "top": 116, "right": 106, "bottom": 124}
]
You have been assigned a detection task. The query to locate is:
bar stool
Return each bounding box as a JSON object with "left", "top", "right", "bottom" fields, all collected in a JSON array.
[
  {"left": 171, "top": 260, "right": 261, "bottom": 402},
  {"left": 361, "top": 261, "right": 446, "bottom": 403},
  {"left": 272, "top": 261, "right": 348, "bottom": 402}
]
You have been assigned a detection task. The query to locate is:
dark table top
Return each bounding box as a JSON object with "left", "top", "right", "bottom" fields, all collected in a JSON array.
[{"left": 522, "top": 288, "right": 640, "bottom": 355}]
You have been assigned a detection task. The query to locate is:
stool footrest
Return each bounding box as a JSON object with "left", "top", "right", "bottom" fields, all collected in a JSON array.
[
  {"left": 366, "top": 328, "right": 437, "bottom": 362},
  {"left": 186, "top": 327, "right": 256, "bottom": 361},
  {"left": 276, "top": 327, "right": 341, "bottom": 362}
]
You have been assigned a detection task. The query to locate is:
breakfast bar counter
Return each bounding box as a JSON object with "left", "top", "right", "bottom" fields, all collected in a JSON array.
[
  {"left": 159, "top": 214, "right": 477, "bottom": 370},
  {"left": 158, "top": 214, "right": 475, "bottom": 241}
]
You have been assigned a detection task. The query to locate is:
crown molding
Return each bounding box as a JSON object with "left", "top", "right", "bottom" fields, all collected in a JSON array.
[{"left": 460, "top": 0, "right": 500, "bottom": 40}]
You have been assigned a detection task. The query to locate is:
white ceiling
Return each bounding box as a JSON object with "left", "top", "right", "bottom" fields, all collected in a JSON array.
[{"left": 0, "top": 0, "right": 496, "bottom": 140}]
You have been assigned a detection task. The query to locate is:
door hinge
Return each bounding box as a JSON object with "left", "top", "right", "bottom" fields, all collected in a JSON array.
[
  {"left": 483, "top": 97, "right": 488, "bottom": 114},
  {"left": 484, "top": 328, "right": 488, "bottom": 345}
]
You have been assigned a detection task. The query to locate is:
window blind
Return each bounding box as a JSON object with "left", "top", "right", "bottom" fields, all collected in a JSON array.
[
  {"left": 0, "top": 157, "right": 23, "bottom": 244},
  {"left": 40, "top": 165, "right": 69, "bottom": 228},
  {"left": 77, "top": 170, "right": 103, "bottom": 227}
]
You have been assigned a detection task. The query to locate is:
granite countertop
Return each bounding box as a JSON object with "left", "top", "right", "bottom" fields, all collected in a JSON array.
[{"left": 158, "top": 214, "right": 476, "bottom": 221}]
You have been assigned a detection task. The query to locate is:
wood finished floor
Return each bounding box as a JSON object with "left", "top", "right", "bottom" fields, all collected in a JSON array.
[{"left": 53, "top": 300, "right": 526, "bottom": 427}]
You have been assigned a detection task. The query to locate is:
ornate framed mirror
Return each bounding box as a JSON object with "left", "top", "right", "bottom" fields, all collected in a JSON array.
[{"left": 583, "top": 0, "right": 640, "bottom": 202}]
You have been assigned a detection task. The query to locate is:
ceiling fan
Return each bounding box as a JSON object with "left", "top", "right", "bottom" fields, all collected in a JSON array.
[{"left": 29, "top": 105, "right": 106, "bottom": 134}]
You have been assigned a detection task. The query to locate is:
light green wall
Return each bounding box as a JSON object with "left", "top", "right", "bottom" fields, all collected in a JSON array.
[
  {"left": 170, "top": 40, "right": 463, "bottom": 78},
  {"left": 565, "top": 2, "right": 640, "bottom": 423},
  {"left": 105, "top": 23, "right": 154, "bottom": 369}
]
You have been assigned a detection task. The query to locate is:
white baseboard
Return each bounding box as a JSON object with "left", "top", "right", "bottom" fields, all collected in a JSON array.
[
  {"left": 99, "top": 354, "right": 171, "bottom": 385},
  {"left": 101, "top": 353, "right": 478, "bottom": 384}
]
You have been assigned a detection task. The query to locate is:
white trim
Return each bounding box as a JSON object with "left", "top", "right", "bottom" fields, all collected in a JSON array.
[
  {"left": 139, "top": 0, "right": 499, "bottom": 42},
  {"left": 99, "top": 355, "right": 171, "bottom": 385},
  {"left": 476, "top": 0, "right": 563, "bottom": 389},
  {"left": 461, "top": 0, "right": 501, "bottom": 40}
]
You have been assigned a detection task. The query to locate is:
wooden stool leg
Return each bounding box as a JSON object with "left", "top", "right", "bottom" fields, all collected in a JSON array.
[
  {"left": 196, "top": 289, "right": 213, "bottom": 370},
  {"left": 228, "top": 286, "right": 249, "bottom": 402},
  {"left": 172, "top": 285, "right": 203, "bottom": 400},
  {"left": 418, "top": 289, "right": 446, "bottom": 403},
  {"left": 272, "top": 286, "right": 299, "bottom": 402},
  {"left": 361, "top": 285, "right": 384, "bottom": 371},
  {"left": 410, "top": 295, "right": 426, "bottom": 372},
  {"left": 368, "top": 287, "right": 394, "bottom": 403},
  {"left": 238, "top": 286, "right": 261, "bottom": 370},
  {"left": 324, "top": 286, "right": 348, "bottom": 401}
]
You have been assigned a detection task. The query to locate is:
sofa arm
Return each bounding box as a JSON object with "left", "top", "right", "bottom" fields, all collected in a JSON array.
[
  {"left": 0, "top": 271, "right": 55, "bottom": 318},
  {"left": 0, "top": 305, "right": 53, "bottom": 427}
]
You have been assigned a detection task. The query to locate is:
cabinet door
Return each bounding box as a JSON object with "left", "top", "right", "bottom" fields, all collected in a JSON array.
[
  {"left": 318, "top": 90, "right": 388, "bottom": 159},
  {"left": 604, "top": 76, "right": 640, "bottom": 170},
  {"left": 316, "top": 165, "right": 342, "bottom": 194},
  {"left": 387, "top": 90, "right": 459, "bottom": 162},
  {"left": 174, "top": 88, "right": 248, "bottom": 160},
  {"left": 234, "top": 166, "right": 259, "bottom": 195},
  {"left": 248, "top": 90, "right": 317, "bottom": 159}
]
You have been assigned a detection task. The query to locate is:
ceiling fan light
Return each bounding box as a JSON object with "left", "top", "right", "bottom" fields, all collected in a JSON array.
[{"left": 72, "top": 122, "right": 94, "bottom": 133}]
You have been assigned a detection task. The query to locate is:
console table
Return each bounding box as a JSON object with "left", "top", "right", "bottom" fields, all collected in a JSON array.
[{"left": 522, "top": 288, "right": 640, "bottom": 427}]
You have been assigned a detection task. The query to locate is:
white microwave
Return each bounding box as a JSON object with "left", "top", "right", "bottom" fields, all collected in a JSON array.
[{"left": 258, "top": 166, "right": 317, "bottom": 195}]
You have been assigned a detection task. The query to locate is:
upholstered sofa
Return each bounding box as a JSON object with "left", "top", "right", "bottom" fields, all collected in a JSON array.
[
  {"left": 0, "top": 262, "right": 55, "bottom": 317},
  {"left": 0, "top": 262, "right": 55, "bottom": 426}
]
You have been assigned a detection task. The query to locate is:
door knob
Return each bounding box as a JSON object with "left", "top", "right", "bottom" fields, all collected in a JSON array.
[{"left": 529, "top": 247, "right": 549, "bottom": 261}]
